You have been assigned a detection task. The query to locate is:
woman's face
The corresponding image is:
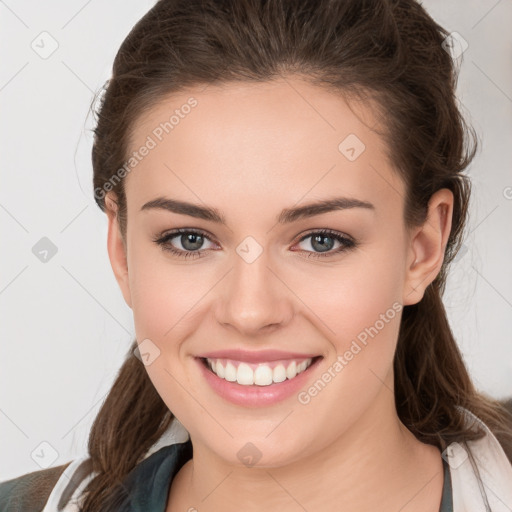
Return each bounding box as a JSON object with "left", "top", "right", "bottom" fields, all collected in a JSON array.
[{"left": 106, "top": 77, "right": 449, "bottom": 467}]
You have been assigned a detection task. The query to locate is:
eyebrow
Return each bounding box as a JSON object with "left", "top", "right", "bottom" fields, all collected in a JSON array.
[{"left": 140, "top": 196, "right": 375, "bottom": 224}]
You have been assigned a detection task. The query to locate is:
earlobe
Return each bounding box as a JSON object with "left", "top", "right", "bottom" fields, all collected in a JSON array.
[
  {"left": 105, "top": 192, "right": 132, "bottom": 309},
  {"left": 402, "top": 188, "right": 454, "bottom": 306}
]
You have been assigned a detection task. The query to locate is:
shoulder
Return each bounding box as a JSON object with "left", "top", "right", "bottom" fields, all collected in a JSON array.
[
  {"left": 0, "top": 463, "right": 71, "bottom": 512},
  {"left": 448, "top": 406, "right": 512, "bottom": 508}
]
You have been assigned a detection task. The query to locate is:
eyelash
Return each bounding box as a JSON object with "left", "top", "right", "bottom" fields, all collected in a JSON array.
[{"left": 152, "top": 228, "right": 357, "bottom": 260}]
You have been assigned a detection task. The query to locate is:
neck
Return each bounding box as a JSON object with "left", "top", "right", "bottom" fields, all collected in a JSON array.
[{"left": 167, "top": 377, "right": 444, "bottom": 512}]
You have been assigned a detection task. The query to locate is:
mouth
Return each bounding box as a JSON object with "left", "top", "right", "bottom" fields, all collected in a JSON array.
[{"left": 198, "top": 355, "right": 323, "bottom": 386}]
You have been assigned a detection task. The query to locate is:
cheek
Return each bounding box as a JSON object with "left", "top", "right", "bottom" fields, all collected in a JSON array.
[
  {"left": 126, "top": 243, "right": 201, "bottom": 413},
  {"left": 127, "top": 236, "right": 206, "bottom": 341},
  {"left": 293, "top": 238, "right": 405, "bottom": 339},
  {"left": 290, "top": 237, "right": 406, "bottom": 391}
]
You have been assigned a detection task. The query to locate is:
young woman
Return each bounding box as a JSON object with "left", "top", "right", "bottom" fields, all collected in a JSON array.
[{"left": 2, "top": 0, "right": 512, "bottom": 510}]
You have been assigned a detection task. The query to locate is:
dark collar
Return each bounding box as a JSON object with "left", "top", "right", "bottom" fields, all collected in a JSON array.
[
  {"left": 439, "top": 456, "right": 453, "bottom": 511},
  {"left": 108, "top": 440, "right": 193, "bottom": 511}
]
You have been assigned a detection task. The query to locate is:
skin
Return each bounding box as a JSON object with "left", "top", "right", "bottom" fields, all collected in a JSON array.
[{"left": 105, "top": 77, "right": 453, "bottom": 512}]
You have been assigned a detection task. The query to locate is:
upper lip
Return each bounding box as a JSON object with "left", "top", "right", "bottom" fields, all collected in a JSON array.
[{"left": 197, "top": 349, "right": 321, "bottom": 363}]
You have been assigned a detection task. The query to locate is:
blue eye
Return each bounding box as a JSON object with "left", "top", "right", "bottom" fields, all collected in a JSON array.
[
  {"left": 153, "top": 228, "right": 356, "bottom": 259},
  {"left": 295, "top": 229, "right": 356, "bottom": 258},
  {"left": 153, "top": 229, "right": 216, "bottom": 259}
]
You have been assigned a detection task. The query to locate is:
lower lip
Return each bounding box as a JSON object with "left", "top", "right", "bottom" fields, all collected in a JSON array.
[{"left": 195, "top": 356, "right": 323, "bottom": 407}]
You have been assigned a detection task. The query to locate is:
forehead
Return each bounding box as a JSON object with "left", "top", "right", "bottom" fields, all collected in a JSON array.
[{"left": 124, "top": 77, "right": 403, "bottom": 216}]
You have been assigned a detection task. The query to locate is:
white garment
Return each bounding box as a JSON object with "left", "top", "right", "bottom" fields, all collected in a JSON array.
[
  {"left": 42, "top": 417, "right": 190, "bottom": 512},
  {"left": 449, "top": 406, "right": 512, "bottom": 511},
  {"left": 42, "top": 408, "right": 512, "bottom": 511}
]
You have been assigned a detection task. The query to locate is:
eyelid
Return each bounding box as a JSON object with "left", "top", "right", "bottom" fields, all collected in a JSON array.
[
  {"left": 153, "top": 228, "right": 218, "bottom": 249},
  {"left": 153, "top": 227, "right": 356, "bottom": 259},
  {"left": 294, "top": 227, "right": 355, "bottom": 244},
  {"left": 155, "top": 227, "right": 354, "bottom": 243}
]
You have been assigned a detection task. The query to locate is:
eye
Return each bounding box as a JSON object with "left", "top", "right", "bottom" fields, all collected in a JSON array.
[
  {"left": 153, "top": 228, "right": 357, "bottom": 260},
  {"left": 152, "top": 228, "right": 217, "bottom": 259},
  {"left": 293, "top": 229, "right": 356, "bottom": 259}
]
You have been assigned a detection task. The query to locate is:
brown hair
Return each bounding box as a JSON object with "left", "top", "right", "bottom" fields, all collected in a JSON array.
[{"left": 81, "top": 0, "right": 512, "bottom": 509}]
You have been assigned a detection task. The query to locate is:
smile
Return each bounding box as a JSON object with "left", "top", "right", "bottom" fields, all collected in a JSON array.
[
  {"left": 204, "top": 357, "right": 315, "bottom": 386},
  {"left": 196, "top": 355, "right": 323, "bottom": 407}
]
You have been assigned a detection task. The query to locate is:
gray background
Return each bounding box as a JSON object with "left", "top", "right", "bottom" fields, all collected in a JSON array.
[{"left": 1, "top": 0, "right": 511, "bottom": 480}]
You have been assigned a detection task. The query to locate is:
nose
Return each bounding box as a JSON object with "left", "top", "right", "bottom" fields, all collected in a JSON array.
[{"left": 214, "top": 247, "right": 294, "bottom": 337}]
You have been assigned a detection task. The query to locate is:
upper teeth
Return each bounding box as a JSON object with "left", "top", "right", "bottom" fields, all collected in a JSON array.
[{"left": 206, "top": 358, "right": 313, "bottom": 386}]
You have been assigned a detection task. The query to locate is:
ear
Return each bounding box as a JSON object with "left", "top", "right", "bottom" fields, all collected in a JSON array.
[
  {"left": 402, "top": 188, "right": 454, "bottom": 306},
  {"left": 105, "top": 192, "right": 132, "bottom": 309}
]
